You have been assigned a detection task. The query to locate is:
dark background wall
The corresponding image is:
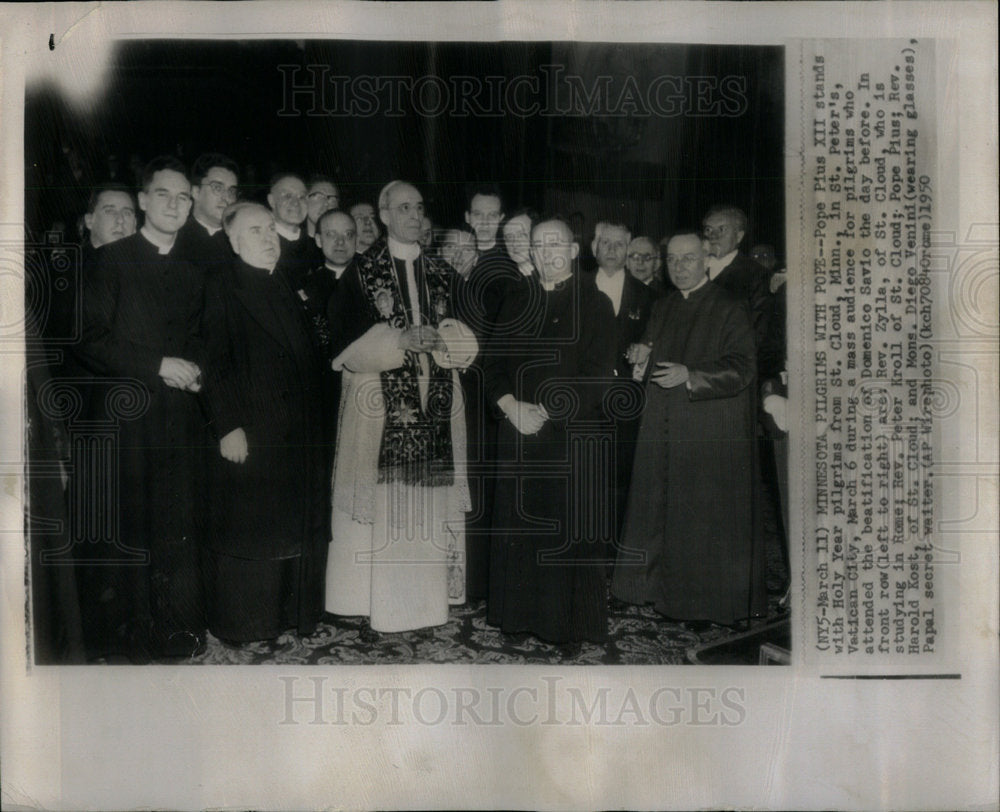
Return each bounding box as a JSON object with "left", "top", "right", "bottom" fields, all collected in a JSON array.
[{"left": 25, "top": 39, "right": 784, "bottom": 256}]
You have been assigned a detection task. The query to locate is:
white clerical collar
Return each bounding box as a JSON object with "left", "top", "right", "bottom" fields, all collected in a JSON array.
[
  {"left": 275, "top": 221, "right": 301, "bottom": 241},
  {"left": 325, "top": 262, "right": 348, "bottom": 278},
  {"left": 193, "top": 212, "right": 223, "bottom": 236},
  {"left": 680, "top": 274, "right": 710, "bottom": 299},
  {"left": 140, "top": 225, "right": 175, "bottom": 255},
  {"left": 540, "top": 273, "right": 571, "bottom": 291},
  {"left": 388, "top": 235, "right": 421, "bottom": 262},
  {"left": 707, "top": 249, "right": 738, "bottom": 279},
  {"left": 477, "top": 240, "right": 496, "bottom": 253}
]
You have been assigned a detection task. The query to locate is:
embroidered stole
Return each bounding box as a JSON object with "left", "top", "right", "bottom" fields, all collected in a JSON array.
[{"left": 354, "top": 241, "right": 455, "bottom": 486}]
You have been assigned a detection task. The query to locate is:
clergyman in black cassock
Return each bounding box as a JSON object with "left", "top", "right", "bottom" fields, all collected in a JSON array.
[
  {"left": 452, "top": 241, "right": 524, "bottom": 600},
  {"left": 612, "top": 232, "right": 767, "bottom": 626},
  {"left": 74, "top": 159, "right": 208, "bottom": 660},
  {"left": 486, "top": 217, "right": 617, "bottom": 645},
  {"left": 268, "top": 173, "right": 322, "bottom": 292},
  {"left": 173, "top": 153, "right": 239, "bottom": 281}
]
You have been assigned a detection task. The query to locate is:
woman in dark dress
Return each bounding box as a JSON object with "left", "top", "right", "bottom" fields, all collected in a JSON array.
[
  {"left": 484, "top": 217, "right": 617, "bottom": 646},
  {"left": 201, "top": 202, "right": 329, "bottom": 642}
]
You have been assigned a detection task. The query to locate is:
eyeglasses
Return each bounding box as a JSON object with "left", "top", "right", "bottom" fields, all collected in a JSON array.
[
  {"left": 666, "top": 254, "right": 702, "bottom": 266},
  {"left": 308, "top": 191, "right": 339, "bottom": 205},
  {"left": 627, "top": 252, "right": 656, "bottom": 262},
  {"left": 206, "top": 180, "right": 239, "bottom": 201}
]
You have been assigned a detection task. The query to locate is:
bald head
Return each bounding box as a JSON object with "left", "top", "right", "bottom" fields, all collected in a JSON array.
[{"left": 531, "top": 218, "right": 579, "bottom": 285}]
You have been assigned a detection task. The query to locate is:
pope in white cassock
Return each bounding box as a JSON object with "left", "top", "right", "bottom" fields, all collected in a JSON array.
[{"left": 324, "top": 181, "right": 477, "bottom": 636}]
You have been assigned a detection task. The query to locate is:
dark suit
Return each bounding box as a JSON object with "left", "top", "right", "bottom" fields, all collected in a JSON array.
[
  {"left": 604, "top": 272, "right": 654, "bottom": 378},
  {"left": 591, "top": 270, "right": 654, "bottom": 551},
  {"left": 710, "top": 252, "right": 772, "bottom": 346}
]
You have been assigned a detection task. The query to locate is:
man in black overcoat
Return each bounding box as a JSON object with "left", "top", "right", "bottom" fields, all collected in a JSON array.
[{"left": 200, "top": 202, "right": 329, "bottom": 642}]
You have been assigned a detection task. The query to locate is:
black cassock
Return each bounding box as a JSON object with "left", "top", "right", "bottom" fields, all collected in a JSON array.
[
  {"left": 75, "top": 231, "right": 209, "bottom": 659},
  {"left": 174, "top": 217, "right": 233, "bottom": 281},
  {"left": 276, "top": 231, "right": 322, "bottom": 293},
  {"left": 452, "top": 245, "right": 525, "bottom": 600},
  {"left": 485, "top": 274, "right": 617, "bottom": 644},
  {"left": 612, "top": 281, "right": 767, "bottom": 625},
  {"left": 201, "top": 259, "right": 330, "bottom": 641}
]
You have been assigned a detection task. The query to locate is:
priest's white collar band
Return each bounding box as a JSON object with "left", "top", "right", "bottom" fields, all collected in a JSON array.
[
  {"left": 193, "top": 212, "right": 222, "bottom": 236},
  {"left": 680, "top": 275, "right": 710, "bottom": 299},
  {"left": 275, "top": 221, "right": 300, "bottom": 241},
  {"left": 140, "top": 225, "right": 175, "bottom": 255}
]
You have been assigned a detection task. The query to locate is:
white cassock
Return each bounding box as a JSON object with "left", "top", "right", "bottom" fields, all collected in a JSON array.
[{"left": 324, "top": 320, "right": 476, "bottom": 632}]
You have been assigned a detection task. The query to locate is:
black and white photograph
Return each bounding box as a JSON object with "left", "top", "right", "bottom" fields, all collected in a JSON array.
[
  {"left": 23, "top": 37, "right": 789, "bottom": 667},
  {"left": 2, "top": 3, "right": 996, "bottom": 811}
]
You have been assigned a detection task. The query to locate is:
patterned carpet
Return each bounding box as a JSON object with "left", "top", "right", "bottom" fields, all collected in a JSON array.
[
  {"left": 189, "top": 483, "right": 791, "bottom": 666},
  {"left": 192, "top": 594, "right": 789, "bottom": 666}
]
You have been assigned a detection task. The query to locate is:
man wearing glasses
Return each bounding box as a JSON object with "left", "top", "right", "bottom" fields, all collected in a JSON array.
[
  {"left": 625, "top": 235, "right": 667, "bottom": 298},
  {"left": 485, "top": 217, "right": 617, "bottom": 653},
  {"left": 701, "top": 204, "right": 772, "bottom": 343},
  {"left": 175, "top": 152, "right": 239, "bottom": 278},
  {"left": 268, "top": 171, "right": 321, "bottom": 290},
  {"left": 304, "top": 175, "right": 340, "bottom": 240}
]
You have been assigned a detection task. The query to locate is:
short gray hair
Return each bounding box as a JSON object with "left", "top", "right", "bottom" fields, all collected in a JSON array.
[{"left": 703, "top": 204, "right": 748, "bottom": 233}]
